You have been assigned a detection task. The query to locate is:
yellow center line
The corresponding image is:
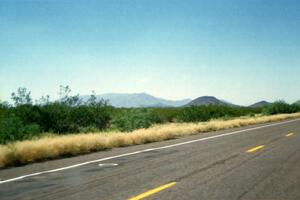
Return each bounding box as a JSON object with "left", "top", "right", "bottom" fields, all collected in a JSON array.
[
  {"left": 246, "top": 145, "right": 265, "bottom": 153},
  {"left": 286, "top": 133, "right": 294, "bottom": 137},
  {"left": 128, "top": 182, "right": 177, "bottom": 200}
]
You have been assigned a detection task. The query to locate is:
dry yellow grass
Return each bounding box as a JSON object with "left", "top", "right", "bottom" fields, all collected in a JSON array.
[{"left": 0, "top": 113, "right": 300, "bottom": 167}]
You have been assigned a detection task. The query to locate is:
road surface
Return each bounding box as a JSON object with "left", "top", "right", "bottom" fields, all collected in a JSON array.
[{"left": 1, "top": 119, "right": 300, "bottom": 200}]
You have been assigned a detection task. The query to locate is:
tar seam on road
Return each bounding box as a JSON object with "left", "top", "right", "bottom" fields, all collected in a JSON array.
[
  {"left": 246, "top": 145, "right": 265, "bottom": 153},
  {"left": 0, "top": 118, "right": 299, "bottom": 185},
  {"left": 128, "top": 182, "right": 177, "bottom": 200}
]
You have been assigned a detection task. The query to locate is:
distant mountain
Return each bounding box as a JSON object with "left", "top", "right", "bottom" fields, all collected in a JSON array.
[
  {"left": 81, "top": 93, "right": 191, "bottom": 108},
  {"left": 249, "top": 101, "right": 271, "bottom": 108},
  {"left": 185, "top": 96, "right": 236, "bottom": 106}
]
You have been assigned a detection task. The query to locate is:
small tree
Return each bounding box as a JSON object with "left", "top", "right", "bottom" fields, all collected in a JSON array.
[
  {"left": 87, "top": 90, "right": 97, "bottom": 106},
  {"left": 36, "top": 95, "right": 50, "bottom": 105},
  {"left": 11, "top": 87, "right": 32, "bottom": 106},
  {"left": 59, "top": 85, "right": 71, "bottom": 103},
  {"left": 58, "top": 85, "right": 81, "bottom": 106}
]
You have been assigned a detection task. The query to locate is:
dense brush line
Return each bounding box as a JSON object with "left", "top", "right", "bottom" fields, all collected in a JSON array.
[
  {"left": 1, "top": 97, "right": 300, "bottom": 144},
  {"left": 0, "top": 113, "right": 299, "bottom": 167}
]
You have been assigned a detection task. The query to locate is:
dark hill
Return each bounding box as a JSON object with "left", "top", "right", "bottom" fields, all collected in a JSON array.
[
  {"left": 185, "top": 96, "right": 233, "bottom": 106},
  {"left": 249, "top": 101, "right": 271, "bottom": 108}
]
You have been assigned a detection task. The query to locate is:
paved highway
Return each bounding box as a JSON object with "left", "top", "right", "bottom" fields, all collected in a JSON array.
[{"left": 1, "top": 119, "right": 300, "bottom": 200}]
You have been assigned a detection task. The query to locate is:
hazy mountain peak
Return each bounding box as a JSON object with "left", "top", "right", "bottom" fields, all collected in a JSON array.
[{"left": 81, "top": 92, "right": 191, "bottom": 108}]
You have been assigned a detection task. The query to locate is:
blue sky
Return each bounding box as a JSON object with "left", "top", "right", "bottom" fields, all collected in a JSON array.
[{"left": 0, "top": 0, "right": 300, "bottom": 105}]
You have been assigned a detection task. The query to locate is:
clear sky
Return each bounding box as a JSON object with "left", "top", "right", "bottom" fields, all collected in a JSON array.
[{"left": 0, "top": 0, "right": 300, "bottom": 105}]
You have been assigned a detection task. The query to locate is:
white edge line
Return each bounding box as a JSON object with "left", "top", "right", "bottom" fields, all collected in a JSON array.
[{"left": 0, "top": 118, "right": 299, "bottom": 184}]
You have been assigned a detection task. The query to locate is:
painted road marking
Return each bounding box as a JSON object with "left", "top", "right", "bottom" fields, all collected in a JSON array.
[
  {"left": 246, "top": 145, "right": 265, "bottom": 153},
  {"left": 98, "top": 163, "right": 118, "bottom": 167},
  {"left": 0, "top": 118, "right": 299, "bottom": 185},
  {"left": 286, "top": 133, "right": 294, "bottom": 137},
  {"left": 128, "top": 182, "right": 177, "bottom": 200}
]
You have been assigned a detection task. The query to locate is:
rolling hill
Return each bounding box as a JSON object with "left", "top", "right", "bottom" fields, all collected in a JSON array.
[
  {"left": 249, "top": 101, "right": 271, "bottom": 108},
  {"left": 185, "top": 96, "right": 236, "bottom": 107}
]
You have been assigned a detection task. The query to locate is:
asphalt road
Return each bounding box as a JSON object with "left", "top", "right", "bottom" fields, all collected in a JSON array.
[{"left": 1, "top": 119, "right": 300, "bottom": 200}]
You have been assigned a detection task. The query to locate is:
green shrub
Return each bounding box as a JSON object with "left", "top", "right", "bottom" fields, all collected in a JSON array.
[
  {"left": 179, "top": 106, "right": 211, "bottom": 122},
  {"left": 152, "top": 108, "right": 181, "bottom": 123},
  {"left": 111, "top": 109, "right": 157, "bottom": 132},
  {"left": 21, "top": 123, "right": 41, "bottom": 139},
  {"left": 40, "top": 103, "right": 72, "bottom": 133},
  {"left": 263, "top": 101, "right": 294, "bottom": 115},
  {"left": 0, "top": 113, "right": 40, "bottom": 144},
  {"left": 40, "top": 103, "right": 111, "bottom": 133},
  {"left": 90, "top": 103, "right": 112, "bottom": 130},
  {"left": 178, "top": 105, "right": 256, "bottom": 122},
  {"left": 0, "top": 114, "right": 23, "bottom": 143},
  {"left": 13, "top": 104, "right": 42, "bottom": 125},
  {"left": 291, "top": 100, "right": 300, "bottom": 112}
]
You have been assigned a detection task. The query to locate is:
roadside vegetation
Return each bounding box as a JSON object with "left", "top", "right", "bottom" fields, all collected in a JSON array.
[
  {"left": 0, "top": 86, "right": 300, "bottom": 167},
  {"left": 1, "top": 113, "right": 300, "bottom": 167}
]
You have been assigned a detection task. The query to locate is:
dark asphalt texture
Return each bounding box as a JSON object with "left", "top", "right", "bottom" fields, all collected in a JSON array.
[{"left": 1, "top": 119, "right": 300, "bottom": 200}]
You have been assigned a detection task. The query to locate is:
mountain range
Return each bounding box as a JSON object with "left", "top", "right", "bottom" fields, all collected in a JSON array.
[
  {"left": 80, "top": 93, "right": 272, "bottom": 108},
  {"left": 81, "top": 93, "right": 191, "bottom": 108}
]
